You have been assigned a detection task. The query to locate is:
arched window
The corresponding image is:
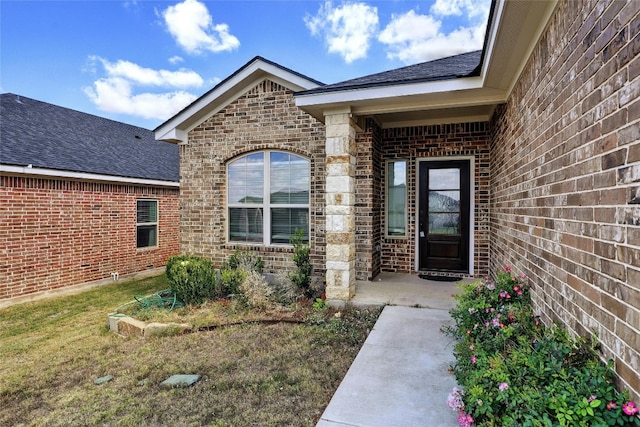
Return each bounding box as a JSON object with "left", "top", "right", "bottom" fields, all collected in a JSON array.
[{"left": 227, "top": 151, "right": 309, "bottom": 245}]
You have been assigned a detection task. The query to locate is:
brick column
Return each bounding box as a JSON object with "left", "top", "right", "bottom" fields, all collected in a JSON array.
[{"left": 324, "top": 109, "right": 356, "bottom": 300}]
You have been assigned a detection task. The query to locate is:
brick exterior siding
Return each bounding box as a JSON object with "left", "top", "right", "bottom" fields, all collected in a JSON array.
[
  {"left": 0, "top": 175, "right": 179, "bottom": 300},
  {"left": 354, "top": 120, "right": 491, "bottom": 280},
  {"left": 180, "top": 79, "right": 326, "bottom": 276},
  {"left": 490, "top": 0, "right": 640, "bottom": 398}
]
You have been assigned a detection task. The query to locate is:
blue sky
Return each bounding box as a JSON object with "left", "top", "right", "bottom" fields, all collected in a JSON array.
[{"left": 1, "top": 0, "right": 490, "bottom": 130}]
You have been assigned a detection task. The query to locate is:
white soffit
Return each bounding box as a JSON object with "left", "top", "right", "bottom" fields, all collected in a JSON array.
[{"left": 155, "top": 59, "right": 322, "bottom": 144}]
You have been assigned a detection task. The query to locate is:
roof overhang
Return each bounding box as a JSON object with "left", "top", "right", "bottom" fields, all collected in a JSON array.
[
  {"left": 295, "top": 0, "right": 558, "bottom": 128},
  {"left": 0, "top": 164, "right": 180, "bottom": 188},
  {"left": 155, "top": 58, "right": 323, "bottom": 144}
]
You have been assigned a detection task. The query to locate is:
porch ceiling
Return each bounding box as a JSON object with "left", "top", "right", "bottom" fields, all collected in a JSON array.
[{"left": 295, "top": 0, "right": 558, "bottom": 128}]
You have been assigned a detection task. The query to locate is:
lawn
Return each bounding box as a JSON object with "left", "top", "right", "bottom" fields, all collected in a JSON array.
[{"left": 0, "top": 274, "right": 381, "bottom": 426}]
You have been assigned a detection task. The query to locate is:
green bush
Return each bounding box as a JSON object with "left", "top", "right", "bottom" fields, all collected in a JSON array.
[
  {"left": 224, "top": 249, "right": 264, "bottom": 274},
  {"left": 166, "top": 255, "right": 217, "bottom": 305},
  {"left": 219, "top": 250, "right": 263, "bottom": 297},
  {"left": 445, "top": 266, "right": 640, "bottom": 427},
  {"left": 289, "top": 228, "right": 314, "bottom": 298}
]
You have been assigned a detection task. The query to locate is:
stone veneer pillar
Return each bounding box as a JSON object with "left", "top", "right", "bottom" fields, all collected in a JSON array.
[{"left": 324, "top": 109, "right": 356, "bottom": 300}]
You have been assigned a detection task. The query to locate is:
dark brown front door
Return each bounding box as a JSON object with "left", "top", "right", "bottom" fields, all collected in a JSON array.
[{"left": 418, "top": 160, "right": 470, "bottom": 272}]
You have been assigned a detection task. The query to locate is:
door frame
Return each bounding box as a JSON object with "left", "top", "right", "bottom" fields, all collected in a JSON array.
[{"left": 414, "top": 156, "right": 475, "bottom": 275}]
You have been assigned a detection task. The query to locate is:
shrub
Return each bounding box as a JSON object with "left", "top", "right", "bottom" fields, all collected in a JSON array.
[
  {"left": 224, "top": 249, "right": 263, "bottom": 274},
  {"left": 289, "top": 228, "right": 314, "bottom": 298},
  {"left": 269, "top": 271, "right": 305, "bottom": 304},
  {"left": 445, "top": 266, "right": 640, "bottom": 427},
  {"left": 219, "top": 250, "right": 263, "bottom": 297},
  {"left": 239, "top": 271, "right": 272, "bottom": 309},
  {"left": 166, "top": 255, "right": 217, "bottom": 305}
]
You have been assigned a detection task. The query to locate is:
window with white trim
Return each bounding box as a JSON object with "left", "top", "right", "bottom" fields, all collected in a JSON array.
[
  {"left": 137, "top": 199, "right": 158, "bottom": 248},
  {"left": 227, "top": 151, "right": 309, "bottom": 245},
  {"left": 386, "top": 160, "right": 407, "bottom": 237}
]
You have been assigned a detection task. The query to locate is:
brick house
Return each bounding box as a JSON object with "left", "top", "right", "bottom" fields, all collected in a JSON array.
[
  {"left": 156, "top": 0, "right": 639, "bottom": 397},
  {"left": 1, "top": 94, "right": 180, "bottom": 304}
]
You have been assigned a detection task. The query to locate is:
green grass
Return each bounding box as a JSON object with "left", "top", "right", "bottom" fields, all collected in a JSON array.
[{"left": 0, "top": 275, "right": 381, "bottom": 426}]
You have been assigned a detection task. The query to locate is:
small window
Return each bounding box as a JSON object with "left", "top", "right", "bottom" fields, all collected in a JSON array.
[
  {"left": 386, "top": 160, "right": 407, "bottom": 237},
  {"left": 137, "top": 199, "right": 158, "bottom": 248},
  {"left": 228, "top": 151, "right": 309, "bottom": 245}
]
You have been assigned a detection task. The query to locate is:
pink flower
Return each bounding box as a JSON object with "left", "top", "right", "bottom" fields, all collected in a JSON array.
[
  {"left": 471, "top": 355, "right": 477, "bottom": 364},
  {"left": 606, "top": 401, "right": 617, "bottom": 410},
  {"left": 505, "top": 265, "right": 511, "bottom": 272},
  {"left": 499, "top": 382, "right": 509, "bottom": 391},
  {"left": 457, "top": 411, "right": 474, "bottom": 427},
  {"left": 622, "top": 401, "right": 638, "bottom": 416},
  {"left": 469, "top": 345, "right": 474, "bottom": 351}
]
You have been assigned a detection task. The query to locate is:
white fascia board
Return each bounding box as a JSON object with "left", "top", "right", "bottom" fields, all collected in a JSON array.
[
  {"left": 0, "top": 165, "right": 180, "bottom": 188},
  {"left": 480, "top": 0, "right": 506, "bottom": 84},
  {"left": 295, "top": 76, "right": 485, "bottom": 108},
  {"left": 155, "top": 128, "right": 187, "bottom": 145},
  {"left": 155, "top": 59, "right": 322, "bottom": 144}
]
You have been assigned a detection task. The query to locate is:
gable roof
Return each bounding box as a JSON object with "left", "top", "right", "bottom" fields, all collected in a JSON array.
[
  {"left": 300, "top": 50, "right": 482, "bottom": 95},
  {"left": 1, "top": 93, "right": 179, "bottom": 184},
  {"left": 155, "top": 56, "right": 324, "bottom": 144}
]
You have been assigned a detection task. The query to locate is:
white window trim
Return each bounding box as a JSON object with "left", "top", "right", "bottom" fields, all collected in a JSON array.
[
  {"left": 227, "top": 150, "right": 310, "bottom": 247},
  {"left": 136, "top": 198, "right": 159, "bottom": 249},
  {"left": 385, "top": 159, "right": 409, "bottom": 239}
]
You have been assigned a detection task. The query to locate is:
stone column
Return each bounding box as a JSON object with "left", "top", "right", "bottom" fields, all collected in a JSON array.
[{"left": 324, "top": 108, "right": 356, "bottom": 300}]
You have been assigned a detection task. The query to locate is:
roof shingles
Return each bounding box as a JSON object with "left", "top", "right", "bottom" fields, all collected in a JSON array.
[{"left": 1, "top": 94, "right": 178, "bottom": 182}]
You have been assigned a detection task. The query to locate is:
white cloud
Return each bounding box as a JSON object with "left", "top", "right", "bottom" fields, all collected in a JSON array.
[
  {"left": 304, "top": 1, "right": 378, "bottom": 63},
  {"left": 430, "top": 0, "right": 487, "bottom": 19},
  {"left": 91, "top": 56, "right": 203, "bottom": 88},
  {"left": 378, "top": 2, "right": 489, "bottom": 64},
  {"left": 169, "top": 55, "right": 184, "bottom": 64},
  {"left": 83, "top": 56, "right": 201, "bottom": 121},
  {"left": 162, "top": 0, "right": 240, "bottom": 54}
]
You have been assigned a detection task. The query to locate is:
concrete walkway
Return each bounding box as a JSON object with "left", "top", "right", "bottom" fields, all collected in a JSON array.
[{"left": 317, "top": 274, "right": 466, "bottom": 427}]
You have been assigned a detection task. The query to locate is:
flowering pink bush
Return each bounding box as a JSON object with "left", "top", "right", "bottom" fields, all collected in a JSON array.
[{"left": 444, "top": 266, "right": 640, "bottom": 426}]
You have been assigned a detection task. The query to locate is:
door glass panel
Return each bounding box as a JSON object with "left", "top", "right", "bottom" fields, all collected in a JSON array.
[
  {"left": 428, "top": 213, "right": 460, "bottom": 234},
  {"left": 429, "top": 168, "right": 460, "bottom": 190},
  {"left": 428, "top": 190, "right": 460, "bottom": 212}
]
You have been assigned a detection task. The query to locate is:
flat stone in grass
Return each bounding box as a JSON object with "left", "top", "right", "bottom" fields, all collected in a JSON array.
[
  {"left": 160, "top": 374, "right": 201, "bottom": 388},
  {"left": 94, "top": 375, "right": 113, "bottom": 385}
]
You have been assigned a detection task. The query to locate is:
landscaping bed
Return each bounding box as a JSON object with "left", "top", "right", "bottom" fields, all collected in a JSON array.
[{"left": 444, "top": 267, "right": 640, "bottom": 427}]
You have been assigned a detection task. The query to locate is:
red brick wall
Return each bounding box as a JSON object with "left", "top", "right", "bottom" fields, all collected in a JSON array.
[
  {"left": 180, "top": 79, "right": 326, "bottom": 277},
  {"left": 0, "top": 175, "right": 179, "bottom": 300},
  {"left": 491, "top": 0, "right": 640, "bottom": 398}
]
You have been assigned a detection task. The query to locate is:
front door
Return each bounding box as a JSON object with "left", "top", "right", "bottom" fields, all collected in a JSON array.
[{"left": 418, "top": 160, "right": 470, "bottom": 272}]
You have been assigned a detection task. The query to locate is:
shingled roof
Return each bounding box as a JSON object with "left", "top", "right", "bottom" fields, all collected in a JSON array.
[
  {"left": 299, "top": 50, "right": 482, "bottom": 95},
  {"left": 1, "top": 93, "right": 178, "bottom": 183}
]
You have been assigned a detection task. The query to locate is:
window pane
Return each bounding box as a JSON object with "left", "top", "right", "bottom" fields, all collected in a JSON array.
[
  {"left": 428, "top": 213, "right": 460, "bottom": 234},
  {"left": 229, "top": 208, "right": 263, "bottom": 242},
  {"left": 428, "top": 190, "right": 460, "bottom": 213},
  {"left": 270, "top": 152, "right": 309, "bottom": 204},
  {"left": 137, "top": 200, "right": 157, "bottom": 223},
  {"left": 387, "top": 161, "right": 406, "bottom": 236},
  {"left": 271, "top": 208, "right": 309, "bottom": 244},
  {"left": 429, "top": 168, "right": 460, "bottom": 190},
  {"left": 228, "top": 153, "right": 264, "bottom": 203},
  {"left": 137, "top": 225, "right": 157, "bottom": 247}
]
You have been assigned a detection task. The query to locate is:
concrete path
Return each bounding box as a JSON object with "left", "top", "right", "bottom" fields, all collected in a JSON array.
[{"left": 316, "top": 305, "right": 460, "bottom": 427}]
